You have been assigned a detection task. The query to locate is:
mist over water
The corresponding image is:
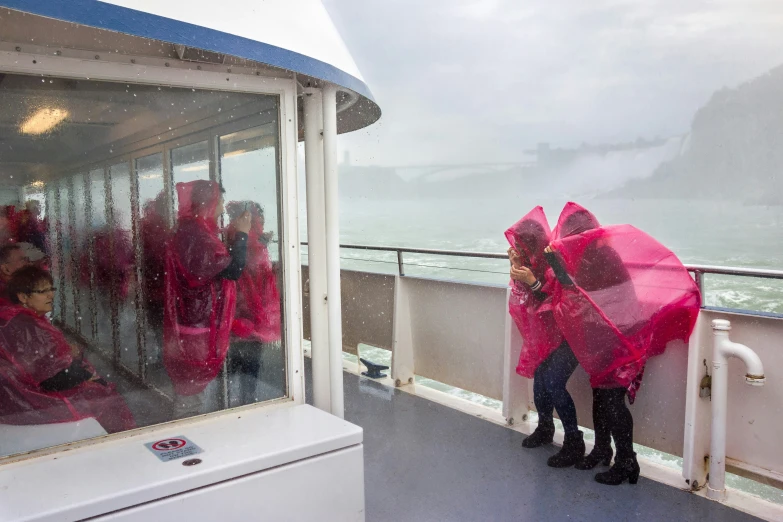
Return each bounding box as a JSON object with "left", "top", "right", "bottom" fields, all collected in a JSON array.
[
  {"left": 319, "top": 195, "right": 783, "bottom": 314},
  {"left": 309, "top": 61, "right": 783, "bottom": 315}
]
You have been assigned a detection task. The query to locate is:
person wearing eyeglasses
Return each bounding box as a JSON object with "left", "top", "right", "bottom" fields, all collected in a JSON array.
[{"left": 0, "top": 265, "right": 135, "bottom": 432}]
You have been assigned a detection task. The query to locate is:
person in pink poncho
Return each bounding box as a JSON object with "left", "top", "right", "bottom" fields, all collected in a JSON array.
[
  {"left": 164, "top": 180, "right": 251, "bottom": 418},
  {"left": 223, "top": 201, "right": 281, "bottom": 407},
  {"left": 225, "top": 201, "right": 281, "bottom": 344},
  {"left": 545, "top": 202, "right": 700, "bottom": 485},
  {"left": 0, "top": 266, "right": 135, "bottom": 433},
  {"left": 506, "top": 206, "right": 584, "bottom": 468}
]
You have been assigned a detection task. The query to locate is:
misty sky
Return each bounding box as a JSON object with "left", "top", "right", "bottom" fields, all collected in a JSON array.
[{"left": 323, "top": 0, "right": 783, "bottom": 166}]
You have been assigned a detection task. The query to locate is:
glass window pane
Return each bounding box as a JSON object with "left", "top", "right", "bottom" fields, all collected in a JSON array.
[
  {"left": 0, "top": 72, "right": 284, "bottom": 458},
  {"left": 45, "top": 184, "right": 61, "bottom": 321},
  {"left": 136, "top": 153, "right": 167, "bottom": 382},
  {"left": 58, "top": 180, "right": 75, "bottom": 330},
  {"left": 73, "top": 174, "right": 92, "bottom": 338},
  {"left": 109, "top": 162, "right": 139, "bottom": 374},
  {"left": 22, "top": 186, "right": 46, "bottom": 221},
  {"left": 89, "top": 169, "right": 111, "bottom": 350},
  {"left": 18, "top": 187, "right": 48, "bottom": 263},
  {"left": 171, "top": 141, "right": 210, "bottom": 212},
  {"left": 219, "top": 121, "right": 285, "bottom": 407}
]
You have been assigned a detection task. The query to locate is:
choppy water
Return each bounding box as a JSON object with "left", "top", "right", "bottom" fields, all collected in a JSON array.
[{"left": 308, "top": 196, "right": 783, "bottom": 314}]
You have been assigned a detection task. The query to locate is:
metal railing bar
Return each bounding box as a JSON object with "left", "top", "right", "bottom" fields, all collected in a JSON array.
[
  {"left": 305, "top": 253, "right": 511, "bottom": 276},
  {"left": 302, "top": 242, "right": 783, "bottom": 280},
  {"left": 684, "top": 264, "right": 783, "bottom": 280},
  {"left": 302, "top": 242, "right": 506, "bottom": 260}
]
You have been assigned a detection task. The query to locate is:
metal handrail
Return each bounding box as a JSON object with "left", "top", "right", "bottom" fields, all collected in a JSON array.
[
  {"left": 303, "top": 242, "right": 504, "bottom": 259},
  {"left": 301, "top": 241, "right": 783, "bottom": 281}
]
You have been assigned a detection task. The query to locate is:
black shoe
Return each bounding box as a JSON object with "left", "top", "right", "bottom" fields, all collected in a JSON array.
[
  {"left": 521, "top": 422, "right": 555, "bottom": 448},
  {"left": 595, "top": 454, "right": 640, "bottom": 485},
  {"left": 575, "top": 446, "right": 613, "bottom": 470},
  {"left": 547, "top": 431, "right": 585, "bottom": 468}
]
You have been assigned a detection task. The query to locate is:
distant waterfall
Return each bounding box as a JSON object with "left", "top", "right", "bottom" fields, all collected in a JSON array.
[{"left": 547, "top": 136, "right": 687, "bottom": 198}]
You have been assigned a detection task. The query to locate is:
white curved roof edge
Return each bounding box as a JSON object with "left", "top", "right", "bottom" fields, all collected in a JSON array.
[{"left": 0, "top": 0, "right": 375, "bottom": 103}]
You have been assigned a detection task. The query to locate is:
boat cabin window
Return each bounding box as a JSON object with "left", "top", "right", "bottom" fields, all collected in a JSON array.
[{"left": 0, "top": 73, "right": 286, "bottom": 458}]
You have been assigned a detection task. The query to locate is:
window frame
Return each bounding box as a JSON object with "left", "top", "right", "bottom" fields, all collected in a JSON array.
[{"left": 0, "top": 50, "right": 304, "bottom": 464}]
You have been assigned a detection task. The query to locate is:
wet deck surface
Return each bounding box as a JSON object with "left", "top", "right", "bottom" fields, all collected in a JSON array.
[{"left": 308, "top": 367, "right": 762, "bottom": 522}]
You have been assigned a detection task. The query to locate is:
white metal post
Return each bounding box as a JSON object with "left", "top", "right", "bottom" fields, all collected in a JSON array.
[
  {"left": 303, "top": 88, "right": 331, "bottom": 412},
  {"left": 322, "top": 84, "right": 345, "bottom": 418},
  {"left": 281, "top": 76, "right": 306, "bottom": 407}
]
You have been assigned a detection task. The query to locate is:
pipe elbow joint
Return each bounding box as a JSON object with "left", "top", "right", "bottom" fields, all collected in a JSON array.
[{"left": 722, "top": 340, "right": 765, "bottom": 384}]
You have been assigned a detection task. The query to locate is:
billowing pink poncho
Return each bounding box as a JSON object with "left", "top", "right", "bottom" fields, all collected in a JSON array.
[{"left": 548, "top": 203, "right": 700, "bottom": 397}]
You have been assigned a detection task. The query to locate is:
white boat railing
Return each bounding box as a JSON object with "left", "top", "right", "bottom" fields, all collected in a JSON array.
[{"left": 300, "top": 242, "right": 783, "bottom": 497}]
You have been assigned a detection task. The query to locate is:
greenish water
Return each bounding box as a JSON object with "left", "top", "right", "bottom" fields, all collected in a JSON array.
[{"left": 305, "top": 197, "right": 783, "bottom": 315}]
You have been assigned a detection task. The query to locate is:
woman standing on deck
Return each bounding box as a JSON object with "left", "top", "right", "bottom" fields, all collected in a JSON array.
[{"left": 506, "top": 206, "right": 585, "bottom": 468}]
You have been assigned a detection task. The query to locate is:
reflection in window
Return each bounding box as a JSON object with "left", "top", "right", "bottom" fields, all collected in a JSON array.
[
  {"left": 89, "top": 169, "right": 112, "bottom": 350},
  {"left": 220, "top": 124, "right": 285, "bottom": 407},
  {"left": 22, "top": 188, "right": 46, "bottom": 221},
  {"left": 171, "top": 141, "right": 210, "bottom": 212},
  {"left": 58, "top": 179, "right": 75, "bottom": 330},
  {"left": 73, "top": 174, "right": 92, "bottom": 339},
  {"left": 0, "top": 72, "right": 284, "bottom": 459},
  {"left": 45, "top": 185, "right": 59, "bottom": 321},
  {"left": 137, "top": 153, "right": 167, "bottom": 375},
  {"left": 109, "top": 163, "right": 139, "bottom": 373}
]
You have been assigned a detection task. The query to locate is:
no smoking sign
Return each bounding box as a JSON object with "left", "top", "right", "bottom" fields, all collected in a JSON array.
[{"left": 145, "top": 436, "right": 203, "bottom": 462}]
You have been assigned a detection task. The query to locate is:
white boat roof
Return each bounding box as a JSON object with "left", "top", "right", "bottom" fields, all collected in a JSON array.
[{"left": 0, "top": 0, "right": 380, "bottom": 130}]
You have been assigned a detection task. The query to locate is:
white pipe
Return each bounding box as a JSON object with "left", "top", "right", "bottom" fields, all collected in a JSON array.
[
  {"left": 322, "top": 84, "right": 345, "bottom": 419},
  {"left": 708, "top": 319, "right": 765, "bottom": 501},
  {"left": 303, "top": 88, "right": 331, "bottom": 413}
]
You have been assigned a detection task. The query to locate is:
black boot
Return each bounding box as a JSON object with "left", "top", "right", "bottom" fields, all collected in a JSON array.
[
  {"left": 575, "top": 446, "right": 613, "bottom": 470},
  {"left": 595, "top": 453, "right": 640, "bottom": 485},
  {"left": 522, "top": 419, "right": 555, "bottom": 448},
  {"left": 547, "top": 431, "right": 585, "bottom": 468}
]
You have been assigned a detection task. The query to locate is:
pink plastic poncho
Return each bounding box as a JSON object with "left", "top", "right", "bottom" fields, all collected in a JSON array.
[
  {"left": 226, "top": 202, "right": 281, "bottom": 343},
  {"left": 164, "top": 180, "right": 237, "bottom": 396},
  {"left": 0, "top": 304, "right": 135, "bottom": 432},
  {"left": 505, "top": 206, "right": 564, "bottom": 378},
  {"left": 549, "top": 203, "right": 700, "bottom": 395}
]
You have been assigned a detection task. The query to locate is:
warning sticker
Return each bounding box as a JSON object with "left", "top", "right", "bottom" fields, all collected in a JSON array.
[{"left": 144, "top": 436, "right": 203, "bottom": 462}]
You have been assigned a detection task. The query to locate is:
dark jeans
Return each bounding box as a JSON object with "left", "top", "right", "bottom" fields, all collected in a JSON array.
[
  {"left": 227, "top": 341, "right": 264, "bottom": 407},
  {"left": 592, "top": 387, "right": 634, "bottom": 460},
  {"left": 533, "top": 341, "right": 579, "bottom": 435}
]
